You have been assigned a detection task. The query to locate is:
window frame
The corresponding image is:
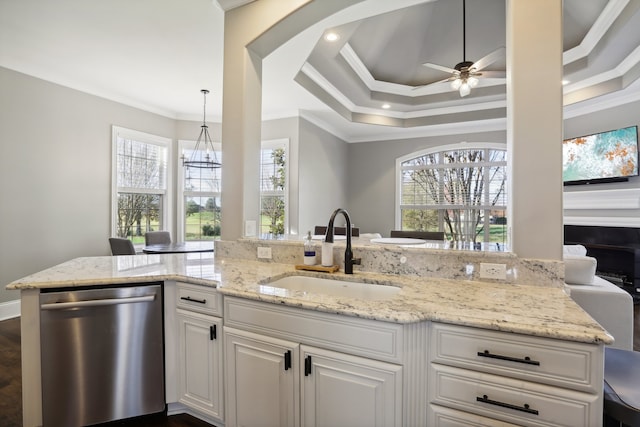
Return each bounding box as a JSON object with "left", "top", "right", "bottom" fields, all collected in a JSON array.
[
  {"left": 177, "top": 139, "right": 222, "bottom": 242},
  {"left": 111, "top": 126, "right": 173, "bottom": 245},
  {"left": 259, "top": 138, "right": 290, "bottom": 238},
  {"left": 395, "top": 142, "right": 507, "bottom": 243}
]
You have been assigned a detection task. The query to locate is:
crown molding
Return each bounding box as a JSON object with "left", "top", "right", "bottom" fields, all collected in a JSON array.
[
  {"left": 563, "top": 0, "right": 629, "bottom": 65},
  {"left": 564, "top": 216, "right": 640, "bottom": 228},
  {"left": 215, "top": 0, "right": 255, "bottom": 11},
  {"left": 564, "top": 188, "right": 640, "bottom": 210},
  {"left": 339, "top": 42, "right": 505, "bottom": 97}
]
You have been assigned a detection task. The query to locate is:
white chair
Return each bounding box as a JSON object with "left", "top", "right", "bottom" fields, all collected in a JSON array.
[{"left": 563, "top": 245, "right": 634, "bottom": 350}]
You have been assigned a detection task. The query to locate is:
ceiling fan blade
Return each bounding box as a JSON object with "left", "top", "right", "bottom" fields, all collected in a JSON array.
[
  {"left": 422, "top": 62, "right": 457, "bottom": 74},
  {"left": 471, "top": 47, "right": 505, "bottom": 71},
  {"left": 478, "top": 70, "right": 506, "bottom": 79},
  {"left": 411, "top": 77, "right": 451, "bottom": 90}
]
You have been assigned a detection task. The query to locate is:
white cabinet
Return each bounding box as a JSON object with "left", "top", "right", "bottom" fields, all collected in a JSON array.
[
  {"left": 301, "top": 345, "right": 402, "bottom": 427},
  {"left": 428, "top": 323, "right": 604, "bottom": 427},
  {"left": 224, "top": 327, "right": 299, "bottom": 427},
  {"left": 175, "top": 282, "right": 224, "bottom": 422},
  {"left": 223, "top": 297, "right": 403, "bottom": 427}
]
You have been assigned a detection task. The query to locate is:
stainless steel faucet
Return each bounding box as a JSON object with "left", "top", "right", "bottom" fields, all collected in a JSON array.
[{"left": 324, "top": 208, "right": 361, "bottom": 274}]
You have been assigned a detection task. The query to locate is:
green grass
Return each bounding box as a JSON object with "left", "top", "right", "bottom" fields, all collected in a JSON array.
[{"left": 185, "top": 211, "right": 219, "bottom": 240}]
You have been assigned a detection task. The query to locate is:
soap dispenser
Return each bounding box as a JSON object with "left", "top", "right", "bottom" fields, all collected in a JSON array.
[
  {"left": 321, "top": 240, "right": 334, "bottom": 267},
  {"left": 304, "top": 231, "right": 316, "bottom": 265}
]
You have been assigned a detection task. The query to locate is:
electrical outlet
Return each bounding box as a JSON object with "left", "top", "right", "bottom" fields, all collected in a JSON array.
[
  {"left": 479, "top": 263, "right": 507, "bottom": 280},
  {"left": 257, "top": 247, "right": 272, "bottom": 259}
]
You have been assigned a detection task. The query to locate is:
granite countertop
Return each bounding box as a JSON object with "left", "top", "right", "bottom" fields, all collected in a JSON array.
[{"left": 6, "top": 253, "right": 613, "bottom": 345}]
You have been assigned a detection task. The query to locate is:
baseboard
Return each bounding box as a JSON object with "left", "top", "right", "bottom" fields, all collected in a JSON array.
[{"left": 0, "top": 299, "right": 21, "bottom": 321}]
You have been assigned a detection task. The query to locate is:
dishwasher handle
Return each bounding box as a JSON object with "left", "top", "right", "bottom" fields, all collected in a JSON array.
[{"left": 41, "top": 295, "right": 156, "bottom": 310}]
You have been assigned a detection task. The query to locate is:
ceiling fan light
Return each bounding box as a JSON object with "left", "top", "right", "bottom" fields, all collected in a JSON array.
[
  {"left": 459, "top": 82, "right": 471, "bottom": 97},
  {"left": 451, "top": 79, "right": 462, "bottom": 90},
  {"left": 468, "top": 76, "right": 479, "bottom": 87}
]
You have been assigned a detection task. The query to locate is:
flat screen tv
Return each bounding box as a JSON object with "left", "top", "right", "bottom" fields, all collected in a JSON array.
[{"left": 563, "top": 125, "right": 639, "bottom": 185}]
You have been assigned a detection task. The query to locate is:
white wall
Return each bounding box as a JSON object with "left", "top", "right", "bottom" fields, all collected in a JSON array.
[{"left": 0, "top": 67, "right": 177, "bottom": 304}]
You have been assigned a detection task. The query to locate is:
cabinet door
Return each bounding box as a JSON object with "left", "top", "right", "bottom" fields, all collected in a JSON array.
[
  {"left": 177, "top": 309, "right": 224, "bottom": 421},
  {"left": 301, "top": 345, "right": 402, "bottom": 427},
  {"left": 224, "top": 327, "right": 300, "bottom": 427}
]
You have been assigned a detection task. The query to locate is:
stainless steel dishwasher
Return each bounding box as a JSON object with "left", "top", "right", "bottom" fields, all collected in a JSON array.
[{"left": 39, "top": 283, "right": 165, "bottom": 426}]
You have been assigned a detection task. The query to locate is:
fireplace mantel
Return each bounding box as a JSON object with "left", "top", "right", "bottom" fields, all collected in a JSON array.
[{"left": 564, "top": 188, "right": 640, "bottom": 228}]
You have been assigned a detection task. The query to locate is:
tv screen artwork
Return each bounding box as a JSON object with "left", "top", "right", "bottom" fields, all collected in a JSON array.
[{"left": 563, "top": 125, "right": 639, "bottom": 184}]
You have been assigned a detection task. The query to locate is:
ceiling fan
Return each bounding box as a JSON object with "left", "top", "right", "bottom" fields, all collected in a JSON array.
[{"left": 422, "top": 0, "right": 505, "bottom": 97}]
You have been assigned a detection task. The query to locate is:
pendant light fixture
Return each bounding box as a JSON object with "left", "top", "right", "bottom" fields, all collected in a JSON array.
[
  {"left": 182, "top": 89, "right": 221, "bottom": 170},
  {"left": 450, "top": 0, "right": 478, "bottom": 97}
]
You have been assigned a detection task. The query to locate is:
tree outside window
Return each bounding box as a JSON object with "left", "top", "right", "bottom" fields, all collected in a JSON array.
[
  {"left": 260, "top": 140, "right": 288, "bottom": 238},
  {"left": 398, "top": 144, "right": 507, "bottom": 245},
  {"left": 179, "top": 143, "right": 222, "bottom": 241},
  {"left": 112, "top": 127, "right": 169, "bottom": 244}
]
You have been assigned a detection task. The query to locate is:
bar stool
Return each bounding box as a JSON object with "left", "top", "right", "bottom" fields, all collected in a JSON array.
[{"left": 603, "top": 347, "right": 640, "bottom": 427}]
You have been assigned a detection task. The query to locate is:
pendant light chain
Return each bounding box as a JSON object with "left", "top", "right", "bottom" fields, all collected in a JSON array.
[
  {"left": 462, "top": 0, "right": 466, "bottom": 62},
  {"left": 201, "top": 89, "right": 208, "bottom": 128},
  {"left": 182, "top": 89, "right": 221, "bottom": 170}
]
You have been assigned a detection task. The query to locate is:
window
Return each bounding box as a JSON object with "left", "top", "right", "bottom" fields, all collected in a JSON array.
[
  {"left": 396, "top": 143, "right": 507, "bottom": 245},
  {"left": 111, "top": 126, "right": 171, "bottom": 244},
  {"left": 259, "top": 139, "right": 289, "bottom": 238},
  {"left": 177, "top": 140, "right": 222, "bottom": 241}
]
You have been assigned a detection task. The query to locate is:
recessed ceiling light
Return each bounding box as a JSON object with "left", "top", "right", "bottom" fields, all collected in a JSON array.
[
  {"left": 324, "top": 32, "right": 340, "bottom": 42},
  {"left": 382, "top": 103, "right": 391, "bottom": 109},
  {"left": 562, "top": 79, "right": 570, "bottom": 85}
]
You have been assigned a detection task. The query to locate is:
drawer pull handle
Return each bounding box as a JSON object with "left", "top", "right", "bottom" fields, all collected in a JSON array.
[
  {"left": 476, "top": 394, "right": 539, "bottom": 415},
  {"left": 181, "top": 296, "right": 207, "bottom": 304},
  {"left": 304, "top": 355, "right": 312, "bottom": 377},
  {"left": 284, "top": 350, "right": 292, "bottom": 371},
  {"left": 210, "top": 325, "right": 217, "bottom": 340},
  {"left": 477, "top": 350, "right": 540, "bottom": 366}
]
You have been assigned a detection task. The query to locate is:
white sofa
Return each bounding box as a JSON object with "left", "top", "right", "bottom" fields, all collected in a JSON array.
[{"left": 563, "top": 245, "right": 634, "bottom": 350}]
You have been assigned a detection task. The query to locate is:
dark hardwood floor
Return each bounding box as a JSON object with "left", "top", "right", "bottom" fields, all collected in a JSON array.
[
  {"left": 0, "top": 317, "right": 214, "bottom": 427},
  {"left": 0, "top": 317, "right": 21, "bottom": 427}
]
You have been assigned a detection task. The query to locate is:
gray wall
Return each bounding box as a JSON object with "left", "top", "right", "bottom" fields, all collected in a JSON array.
[
  {"left": 347, "top": 130, "right": 507, "bottom": 236},
  {"left": 0, "top": 70, "right": 340, "bottom": 305},
  {"left": 563, "top": 100, "right": 640, "bottom": 224},
  {"left": 0, "top": 67, "right": 178, "bottom": 304},
  {"left": 298, "top": 118, "right": 349, "bottom": 235},
  {"left": 3, "top": 63, "right": 639, "bottom": 306}
]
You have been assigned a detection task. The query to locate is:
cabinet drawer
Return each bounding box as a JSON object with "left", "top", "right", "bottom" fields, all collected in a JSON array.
[
  {"left": 430, "top": 364, "right": 600, "bottom": 427},
  {"left": 176, "top": 282, "right": 222, "bottom": 316},
  {"left": 429, "top": 404, "right": 521, "bottom": 427},
  {"left": 430, "top": 323, "right": 602, "bottom": 393},
  {"left": 224, "top": 297, "right": 403, "bottom": 363}
]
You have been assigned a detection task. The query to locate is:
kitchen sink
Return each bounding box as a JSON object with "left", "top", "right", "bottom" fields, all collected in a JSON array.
[{"left": 265, "top": 275, "right": 400, "bottom": 300}]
